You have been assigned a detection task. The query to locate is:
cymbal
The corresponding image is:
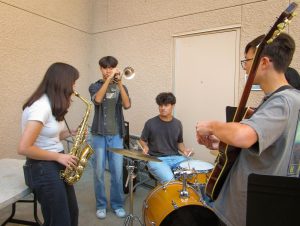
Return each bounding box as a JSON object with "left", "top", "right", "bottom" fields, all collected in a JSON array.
[{"left": 108, "top": 148, "right": 162, "bottom": 162}]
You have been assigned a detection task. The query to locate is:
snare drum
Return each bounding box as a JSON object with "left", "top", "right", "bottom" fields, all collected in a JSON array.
[
  {"left": 143, "top": 181, "right": 218, "bottom": 226},
  {"left": 178, "top": 160, "right": 214, "bottom": 185}
]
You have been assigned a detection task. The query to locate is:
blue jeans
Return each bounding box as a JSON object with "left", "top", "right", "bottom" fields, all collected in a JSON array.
[
  {"left": 91, "top": 134, "right": 124, "bottom": 210},
  {"left": 147, "top": 155, "right": 187, "bottom": 184},
  {"left": 26, "top": 159, "right": 78, "bottom": 226}
]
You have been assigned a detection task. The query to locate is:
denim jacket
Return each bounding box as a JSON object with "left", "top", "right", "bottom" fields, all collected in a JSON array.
[{"left": 89, "top": 79, "right": 129, "bottom": 137}]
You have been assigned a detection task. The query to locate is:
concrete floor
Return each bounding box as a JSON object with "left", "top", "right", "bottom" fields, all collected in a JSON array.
[{"left": 0, "top": 164, "right": 154, "bottom": 226}]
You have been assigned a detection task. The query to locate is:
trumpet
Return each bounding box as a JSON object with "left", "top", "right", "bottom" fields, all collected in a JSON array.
[{"left": 113, "top": 66, "right": 135, "bottom": 83}]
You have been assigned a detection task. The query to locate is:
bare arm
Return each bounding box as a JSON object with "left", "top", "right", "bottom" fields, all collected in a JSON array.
[
  {"left": 138, "top": 139, "right": 149, "bottom": 155},
  {"left": 178, "top": 143, "right": 193, "bottom": 156},
  {"left": 117, "top": 81, "right": 131, "bottom": 109},
  {"left": 18, "top": 121, "right": 78, "bottom": 168},
  {"left": 94, "top": 78, "right": 112, "bottom": 103},
  {"left": 59, "top": 129, "right": 77, "bottom": 140},
  {"left": 196, "top": 121, "right": 258, "bottom": 149}
]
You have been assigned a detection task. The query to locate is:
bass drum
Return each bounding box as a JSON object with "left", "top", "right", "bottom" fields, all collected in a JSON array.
[{"left": 143, "top": 181, "right": 219, "bottom": 226}]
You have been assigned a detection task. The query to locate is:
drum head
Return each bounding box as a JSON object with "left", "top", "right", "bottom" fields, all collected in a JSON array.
[
  {"left": 160, "top": 205, "right": 219, "bottom": 226},
  {"left": 179, "top": 160, "right": 214, "bottom": 171}
]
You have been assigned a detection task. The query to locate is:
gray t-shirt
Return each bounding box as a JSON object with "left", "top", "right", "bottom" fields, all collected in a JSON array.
[
  {"left": 105, "top": 84, "right": 118, "bottom": 134},
  {"left": 141, "top": 116, "right": 183, "bottom": 156},
  {"left": 214, "top": 88, "right": 300, "bottom": 226}
]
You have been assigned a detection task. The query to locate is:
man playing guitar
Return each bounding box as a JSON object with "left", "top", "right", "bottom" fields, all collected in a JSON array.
[{"left": 196, "top": 32, "right": 299, "bottom": 226}]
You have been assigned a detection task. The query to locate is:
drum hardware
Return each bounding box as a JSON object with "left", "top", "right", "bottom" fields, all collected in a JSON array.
[
  {"left": 162, "top": 179, "right": 173, "bottom": 190},
  {"left": 122, "top": 158, "right": 144, "bottom": 226},
  {"left": 173, "top": 169, "right": 195, "bottom": 198},
  {"left": 171, "top": 200, "right": 178, "bottom": 209},
  {"left": 143, "top": 200, "right": 148, "bottom": 209},
  {"left": 180, "top": 172, "right": 190, "bottom": 199},
  {"left": 108, "top": 148, "right": 161, "bottom": 226}
]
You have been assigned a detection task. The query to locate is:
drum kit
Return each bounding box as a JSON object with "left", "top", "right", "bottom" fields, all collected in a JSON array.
[{"left": 108, "top": 148, "right": 219, "bottom": 226}]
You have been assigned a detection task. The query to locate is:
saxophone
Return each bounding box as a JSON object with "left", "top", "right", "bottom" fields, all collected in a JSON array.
[{"left": 61, "top": 91, "right": 95, "bottom": 185}]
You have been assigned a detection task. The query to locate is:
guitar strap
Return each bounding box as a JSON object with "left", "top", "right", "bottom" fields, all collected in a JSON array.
[
  {"left": 287, "top": 109, "right": 300, "bottom": 177},
  {"left": 252, "top": 85, "right": 293, "bottom": 115}
]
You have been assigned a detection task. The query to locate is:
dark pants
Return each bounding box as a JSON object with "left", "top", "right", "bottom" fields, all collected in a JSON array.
[{"left": 26, "top": 159, "right": 78, "bottom": 226}]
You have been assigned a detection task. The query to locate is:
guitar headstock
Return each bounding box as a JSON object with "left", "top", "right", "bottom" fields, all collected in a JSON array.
[
  {"left": 265, "top": 2, "right": 298, "bottom": 44},
  {"left": 236, "top": 2, "right": 298, "bottom": 122}
]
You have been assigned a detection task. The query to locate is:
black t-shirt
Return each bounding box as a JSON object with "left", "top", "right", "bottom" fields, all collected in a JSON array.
[{"left": 140, "top": 116, "right": 183, "bottom": 156}]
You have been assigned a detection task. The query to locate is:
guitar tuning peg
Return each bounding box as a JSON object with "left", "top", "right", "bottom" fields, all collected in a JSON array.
[
  {"left": 276, "top": 29, "right": 281, "bottom": 34},
  {"left": 267, "top": 37, "right": 274, "bottom": 44},
  {"left": 277, "top": 23, "right": 285, "bottom": 30},
  {"left": 283, "top": 18, "right": 291, "bottom": 25}
]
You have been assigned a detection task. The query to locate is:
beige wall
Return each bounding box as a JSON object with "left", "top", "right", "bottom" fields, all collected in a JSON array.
[
  {"left": 0, "top": 0, "right": 93, "bottom": 158},
  {"left": 1, "top": 0, "right": 300, "bottom": 159},
  {"left": 91, "top": 0, "right": 300, "bottom": 136}
]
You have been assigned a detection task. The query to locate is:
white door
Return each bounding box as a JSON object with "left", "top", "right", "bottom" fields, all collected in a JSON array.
[{"left": 174, "top": 28, "right": 240, "bottom": 164}]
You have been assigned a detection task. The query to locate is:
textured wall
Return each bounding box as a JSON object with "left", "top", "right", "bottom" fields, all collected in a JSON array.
[
  {"left": 1, "top": 0, "right": 300, "bottom": 160},
  {"left": 0, "top": 1, "right": 92, "bottom": 158},
  {"left": 91, "top": 0, "right": 300, "bottom": 137}
]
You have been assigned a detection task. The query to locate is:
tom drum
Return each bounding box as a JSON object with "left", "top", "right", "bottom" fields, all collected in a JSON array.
[{"left": 178, "top": 160, "right": 214, "bottom": 185}]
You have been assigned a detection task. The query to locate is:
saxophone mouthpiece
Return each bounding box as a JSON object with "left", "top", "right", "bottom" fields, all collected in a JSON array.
[{"left": 73, "top": 90, "right": 79, "bottom": 97}]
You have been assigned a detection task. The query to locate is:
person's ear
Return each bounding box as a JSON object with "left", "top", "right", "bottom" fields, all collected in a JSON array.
[{"left": 260, "top": 56, "right": 272, "bottom": 70}]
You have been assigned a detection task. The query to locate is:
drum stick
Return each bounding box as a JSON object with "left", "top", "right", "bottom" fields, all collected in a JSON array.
[
  {"left": 187, "top": 148, "right": 194, "bottom": 158},
  {"left": 136, "top": 140, "right": 145, "bottom": 152}
]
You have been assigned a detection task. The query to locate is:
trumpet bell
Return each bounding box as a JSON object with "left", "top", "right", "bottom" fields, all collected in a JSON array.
[{"left": 123, "top": 66, "right": 135, "bottom": 80}]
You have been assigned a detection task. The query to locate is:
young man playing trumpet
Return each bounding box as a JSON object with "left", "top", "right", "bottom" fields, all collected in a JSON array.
[{"left": 89, "top": 56, "right": 131, "bottom": 219}]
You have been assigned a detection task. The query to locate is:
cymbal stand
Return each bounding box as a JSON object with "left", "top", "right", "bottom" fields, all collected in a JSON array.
[{"left": 123, "top": 159, "right": 143, "bottom": 226}]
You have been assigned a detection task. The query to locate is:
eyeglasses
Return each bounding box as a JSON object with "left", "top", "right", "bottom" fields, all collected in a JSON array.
[{"left": 240, "top": 58, "right": 253, "bottom": 69}]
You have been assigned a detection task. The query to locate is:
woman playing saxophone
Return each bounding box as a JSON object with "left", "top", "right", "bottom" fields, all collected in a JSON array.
[{"left": 18, "top": 62, "right": 80, "bottom": 226}]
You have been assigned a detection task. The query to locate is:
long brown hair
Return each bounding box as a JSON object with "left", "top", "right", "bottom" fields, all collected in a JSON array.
[{"left": 23, "top": 62, "right": 79, "bottom": 121}]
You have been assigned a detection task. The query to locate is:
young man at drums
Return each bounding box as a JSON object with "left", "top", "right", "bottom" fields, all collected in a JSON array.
[
  {"left": 139, "top": 92, "right": 193, "bottom": 184},
  {"left": 196, "top": 33, "right": 299, "bottom": 226}
]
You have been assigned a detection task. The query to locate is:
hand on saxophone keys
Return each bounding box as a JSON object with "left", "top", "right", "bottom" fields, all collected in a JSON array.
[{"left": 57, "top": 152, "right": 78, "bottom": 169}]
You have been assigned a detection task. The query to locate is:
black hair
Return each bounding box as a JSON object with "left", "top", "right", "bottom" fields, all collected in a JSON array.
[
  {"left": 245, "top": 35, "right": 264, "bottom": 54},
  {"left": 245, "top": 33, "right": 295, "bottom": 73},
  {"left": 22, "top": 62, "right": 79, "bottom": 121},
  {"left": 98, "top": 56, "right": 118, "bottom": 68},
  {"left": 156, "top": 92, "right": 176, "bottom": 105},
  {"left": 285, "top": 67, "right": 300, "bottom": 90}
]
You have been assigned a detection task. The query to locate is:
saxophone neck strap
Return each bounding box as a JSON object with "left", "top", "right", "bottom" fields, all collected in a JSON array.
[{"left": 64, "top": 118, "right": 75, "bottom": 142}]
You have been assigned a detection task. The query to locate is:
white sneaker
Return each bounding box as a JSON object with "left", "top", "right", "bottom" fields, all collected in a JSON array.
[
  {"left": 96, "top": 209, "right": 106, "bottom": 219},
  {"left": 114, "top": 208, "right": 126, "bottom": 218}
]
